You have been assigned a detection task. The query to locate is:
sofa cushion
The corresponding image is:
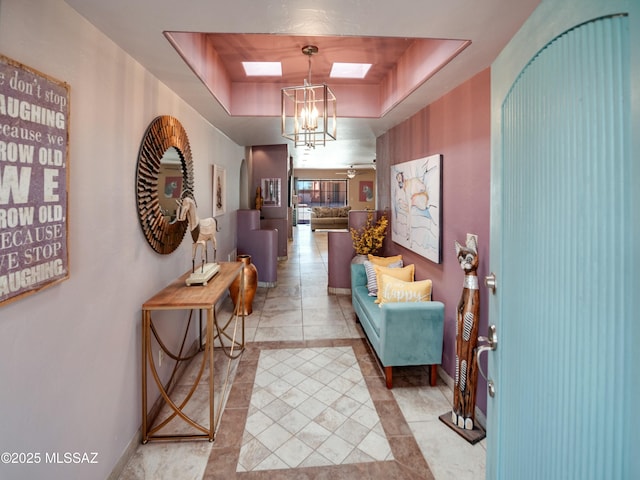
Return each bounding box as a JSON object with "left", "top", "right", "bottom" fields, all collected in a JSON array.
[
  {"left": 352, "top": 284, "right": 383, "bottom": 338},
  {"left": 367, "top": 254, "right": 403, "bottom": 266},
  {"left": 373, "top": 264, "right": 415, "bottom": 303},
  {"left": 378, "top": 274, "right": 432, "bottom": 305},
  {"left": 312, "top": 206, "right": 351, "bottom": 219},
  {"left": 338, "top": 206, "right": 351, "bottom": 217},
  {"left": 312, "top": 207, "right": 331, "bottom": 218},
  {"left": 364, "top": 259, "right": 402, "bottom": 296}
]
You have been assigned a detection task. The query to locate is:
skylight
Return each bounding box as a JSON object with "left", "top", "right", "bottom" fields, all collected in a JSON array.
[
  {"left": 242, "top": 62, "right": 282, "bottom": 76},
  {"left": 330, "top": 63, "right": 372, "bottom": 79}
]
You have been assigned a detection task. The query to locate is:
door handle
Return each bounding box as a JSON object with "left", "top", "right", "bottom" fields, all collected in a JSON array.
[{"left": 476, "top": 324, "right": 497, "bottom": 396}]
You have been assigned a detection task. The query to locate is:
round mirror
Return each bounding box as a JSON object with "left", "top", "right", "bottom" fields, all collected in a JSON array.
[{"left": 135, "top": 116, "right": 194, "bottom": 254}]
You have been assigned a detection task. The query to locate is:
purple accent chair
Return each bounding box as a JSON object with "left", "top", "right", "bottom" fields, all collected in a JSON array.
[{"left": 236, "top": 209, "right": 277, "bottom": 286}]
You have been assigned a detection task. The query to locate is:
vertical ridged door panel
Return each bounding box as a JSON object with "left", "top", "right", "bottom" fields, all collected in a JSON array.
[{"left": 497, "top": 14, "right": 629, "bottom": 479}]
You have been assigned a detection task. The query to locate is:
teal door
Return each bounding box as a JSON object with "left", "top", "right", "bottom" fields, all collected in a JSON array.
[{"left": 486, "top": 14, "right": 631, "bottom": 479}]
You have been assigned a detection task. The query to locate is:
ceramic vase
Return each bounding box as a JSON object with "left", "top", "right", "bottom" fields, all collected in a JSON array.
[{"left": 229, "top": 254, "right": 258, "bottom": 315}]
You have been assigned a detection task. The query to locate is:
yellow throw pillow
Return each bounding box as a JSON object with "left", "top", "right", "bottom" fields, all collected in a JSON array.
[
  {"left": 373, "top": 264, "right": 415, "bottom": 303},
  {"left": 367, "top": 254, "right": 403, "bottom": 266},
  {"left": 378, "top": 274, "right": 432, "bottom": 306}
]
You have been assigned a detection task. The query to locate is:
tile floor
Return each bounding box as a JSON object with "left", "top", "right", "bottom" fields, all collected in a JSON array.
[
  {"left": 118, "top": 225, "right": 486, "bottom": 479},
  {"left": 237, "top": 346, "right": 393, "bottom": 471}
]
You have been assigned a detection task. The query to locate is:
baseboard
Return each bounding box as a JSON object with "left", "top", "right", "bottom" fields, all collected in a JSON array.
[
  {"left": 438, "top": 365, "right": 455, "bottom": 389},
  {"left": 437, "top": 366, "right": 487, "bottom": 430},
  {"left": 475, "top": 406, "right": 487, "bottom": 430},
  {"left": 109, "top": 334, "right": 203, "bottom": 478},
  {"left": 106, "top": 429, "right": 142, "bottom": 480},
  {"left": 327, "top": 287, "right": 351, "bottom": 295}
]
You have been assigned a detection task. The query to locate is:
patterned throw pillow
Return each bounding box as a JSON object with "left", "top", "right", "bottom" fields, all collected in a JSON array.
[
  {"left": 315, "top": 207, "right": 331, "bottom": 218},
  {"left": 367, "top": 254, "right": 403, "bottom": 266},
  {"left": 373, "top": 264, "right": 415, "bottom": 303},
  {"left": 377, "top": 274, "right": 432, "bottom": 306},
  {"left": 364, "top": 259, "right": 402, "bottom": 296},
  {"left": 338, "top": 206, "right": 352, "bottom": 217}
]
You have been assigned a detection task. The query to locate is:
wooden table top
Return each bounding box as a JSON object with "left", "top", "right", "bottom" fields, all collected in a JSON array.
[{"left": 142, "top": 262, "right": 242, "bottom": 311}]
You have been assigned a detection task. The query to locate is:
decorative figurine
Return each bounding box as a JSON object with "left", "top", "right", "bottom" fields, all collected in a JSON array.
[
  {"left": 452, "top": 235, "right": 480, "bottom": 430},
  {"left": 255, "top": 186, "right": 263, "bottom": 211},
  {"left": 174, "top": 191, "right": 219, "bottom": 273}
]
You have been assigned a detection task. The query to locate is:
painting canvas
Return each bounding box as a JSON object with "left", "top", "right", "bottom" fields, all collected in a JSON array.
[
  {"left": 390, "top": 154, "right": 442, "bottom": 263},
  {"left": 164, "top": 176, "right": 182, "bottom": 198},
  {"left": 212, "top": 165, "right": 226, "bottom": 216},
  {"left": 359, "top": 180, "right": 374, "bottom": 202}
]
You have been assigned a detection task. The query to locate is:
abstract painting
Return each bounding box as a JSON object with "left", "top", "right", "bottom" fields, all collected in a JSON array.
[
  {"left": 359, "top": 180, "right": 374, "bottom": 202},
  {"left": 390, "top": 154, "right": 442, "bottom": 263}
]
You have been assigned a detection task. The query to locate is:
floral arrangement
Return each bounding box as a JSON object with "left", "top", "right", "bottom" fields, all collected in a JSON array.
[{"left": 350, "top": 212, "right": 389, "bottom": 255}]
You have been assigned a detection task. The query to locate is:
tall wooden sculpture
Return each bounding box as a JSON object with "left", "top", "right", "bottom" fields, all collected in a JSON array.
[
  {"left": 452, "top": 236, "right": 480, "bottom": 430},
  {"left": 255, "top": 186, "right": 263, "bottom": 211}
]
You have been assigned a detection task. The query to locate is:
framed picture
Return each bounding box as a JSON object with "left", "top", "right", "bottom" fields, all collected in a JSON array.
[
  {"left": 390, "top": 154, "right": 442, "bottom": 263},
  {"left": 212, "top": 165, "right": 226, "bottom": 216},
  {"left": 359, "top": 180, "right": 374, "bottom": 202},
  {"left": 163, "top": 176, "right": 182, "bottom": 198}
]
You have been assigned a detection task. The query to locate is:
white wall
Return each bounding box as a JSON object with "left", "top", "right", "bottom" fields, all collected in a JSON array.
[{"left": 0, "top": 1, "right": 243, "bottom": 479}]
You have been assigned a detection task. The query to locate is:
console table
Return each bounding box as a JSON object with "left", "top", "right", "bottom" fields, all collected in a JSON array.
[{"left": 141, "top": 262, "right": 244, "bottom": 443}]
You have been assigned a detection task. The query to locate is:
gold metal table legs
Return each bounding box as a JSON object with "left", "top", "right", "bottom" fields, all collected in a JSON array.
[
  {"left": 141, "top": 308, "right": 216, "bottom": 443},
  {"left": 140, "top": 264, "right": 245, "bottom": 444}
]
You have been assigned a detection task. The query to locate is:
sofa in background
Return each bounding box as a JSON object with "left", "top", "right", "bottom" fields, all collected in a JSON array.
[
  {"left": 310, "top": 206, "right": 351, "bottom": 231},
  {"left": 350, "top": 262, "right": 445, "bottom": 388}
]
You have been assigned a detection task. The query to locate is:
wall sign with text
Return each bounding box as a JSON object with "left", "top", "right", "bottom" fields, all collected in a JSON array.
[{"left": 0, "top": 54, "right": 70, "bottom": 307}]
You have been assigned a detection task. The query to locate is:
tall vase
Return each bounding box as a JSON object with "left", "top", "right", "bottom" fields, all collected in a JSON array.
[{"left": 229, "top": 254, "right": 258, "bottom": 315}]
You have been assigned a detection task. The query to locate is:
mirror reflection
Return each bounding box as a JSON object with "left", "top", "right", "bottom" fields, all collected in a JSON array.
[
  {"left": 159, "top": 147, "right": 184, "bottom": 222},
  {"left": 262, "top": 177, "right": 281, "bottom": 207}
]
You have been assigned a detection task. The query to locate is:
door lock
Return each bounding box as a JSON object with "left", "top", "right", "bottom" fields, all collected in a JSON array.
[
  {"left": 487, "top": 380, "right": 496, "bottom": 398},
  {"left": 484, "top": 272, "right": 497, "bottom": 293}
]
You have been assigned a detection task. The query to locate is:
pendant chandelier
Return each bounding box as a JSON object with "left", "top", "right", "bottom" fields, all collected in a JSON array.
[{"left": 281, "top": 45, "right": 336, "bottom": 148}]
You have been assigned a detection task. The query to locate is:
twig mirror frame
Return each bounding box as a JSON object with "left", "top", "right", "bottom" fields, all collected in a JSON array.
[{"left": 135, "top": 116, "right": 194, "bottom": 254}]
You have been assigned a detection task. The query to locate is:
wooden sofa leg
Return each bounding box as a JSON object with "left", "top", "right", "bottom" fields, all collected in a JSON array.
[
  {"left": 385, "top": 366, "right": 393, "bottom": 389},
  {"left": 430, "top": 364, "right": 438, "bottom": 387}
]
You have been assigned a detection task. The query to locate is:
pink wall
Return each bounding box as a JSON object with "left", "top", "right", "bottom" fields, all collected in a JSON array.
[
  {"left": 377, "top": 68, "right": 491, "bottom": 413},
  {"left": 380, "top": 39, "right": 471, "bottom": 115},
  {"left": 251, "top": 144, "right": 289, "bottom": 218}
]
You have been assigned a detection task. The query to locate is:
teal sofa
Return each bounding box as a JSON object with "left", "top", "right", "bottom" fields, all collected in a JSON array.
[{"left": 350, "top": 263, "right": 445, "bottom": 388}]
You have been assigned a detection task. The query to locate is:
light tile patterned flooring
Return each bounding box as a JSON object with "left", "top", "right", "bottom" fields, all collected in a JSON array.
[
  {"left": 118, "top": 225, "right": 486, "bottom": 480},
  {"left": 237, "top": 346, "right": 392, "bottom": 471}
]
